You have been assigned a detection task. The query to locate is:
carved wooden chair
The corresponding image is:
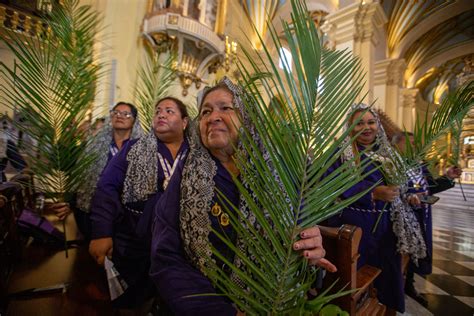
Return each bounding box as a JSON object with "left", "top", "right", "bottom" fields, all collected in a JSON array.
[{"left": 319, "top": 224, "right": 386, "bottom": 315}]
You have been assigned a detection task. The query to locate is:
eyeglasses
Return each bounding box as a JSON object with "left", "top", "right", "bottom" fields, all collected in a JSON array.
[{"left": 110, "top": 110, "right": 133, "bottom": 119}]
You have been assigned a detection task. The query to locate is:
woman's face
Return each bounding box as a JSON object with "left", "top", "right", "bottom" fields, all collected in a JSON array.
[
  {"left": 111, "top": 103, "right": 135, "bottom": 131},
  {"left": 351, "top": 110, "right": 378, "bottom": 146},
  {"left": 153, "top": 99, "right": 188, "bottom": 142},
  {"left": 199, "top": 88, "right": 241, "bottom": 155}
]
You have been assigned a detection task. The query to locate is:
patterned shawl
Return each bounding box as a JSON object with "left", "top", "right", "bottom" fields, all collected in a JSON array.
[
  {"left": 76, "top": 117, "right": 143, "bottom": 212},
  {"left": 341, "top": 103, "right": 426, "bottom": 262},
  {"left": 121, "top": 129, "right": 161, "bottom": 204},
  {"left": 179, "top": 77, "right": 283, "bottom": 283}
]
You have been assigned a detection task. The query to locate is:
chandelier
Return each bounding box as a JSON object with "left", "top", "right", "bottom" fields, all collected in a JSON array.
[{"left": 143, "top": 1, "right": 237, "bottom": 96}]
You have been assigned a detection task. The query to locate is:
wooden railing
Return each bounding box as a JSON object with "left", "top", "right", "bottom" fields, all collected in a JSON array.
[{"left": 0, "top": 4, "right": 49, "bottom": 38}]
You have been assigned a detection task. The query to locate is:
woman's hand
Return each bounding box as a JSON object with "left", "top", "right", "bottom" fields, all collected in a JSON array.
[
  {"left": 293, "top": 226, "right": 337, "bottom": 272},
  {"left": 407, "top": 193, "right": 422, "bottom": 207},
  {"left": 46, "top": 202, "right": 72, "bottom": 220},
  {"left": 372, "top": 185, "right": 399, "bottom": 203},
  {"left": 446, "top": 166, "right": 462, "bottom": 180},
  {"left": 89, "top": 237, "right": 113, "bottom": 266}
]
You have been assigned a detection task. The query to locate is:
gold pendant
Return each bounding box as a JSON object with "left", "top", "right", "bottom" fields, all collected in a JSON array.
[
  {"left": 220, "top": 213, "right": 230, "bottom": 226},
  {"left": 211, "top": 202, "right": 222, "bottom": 217},
  {"left": 413, "top": 183, "right": 421, "bottom": 189}
]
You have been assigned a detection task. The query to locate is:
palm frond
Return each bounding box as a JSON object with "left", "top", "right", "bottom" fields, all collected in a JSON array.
[
  {"left": 204, "top": 0, "right": 373, "bottom": 313},
  {"left": 134, "top": 49, "right": 176, "bottom": 130},
  {"left": 405, "top": 81, "right": 474, "bottom": 165},
  {"left": 0, "top": 0, "right": 103, "bottom": 199}
]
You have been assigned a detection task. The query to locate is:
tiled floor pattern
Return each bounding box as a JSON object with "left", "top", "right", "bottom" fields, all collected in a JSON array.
[{"left": 403, "top": 183, "right": 474, "bottom": 316}]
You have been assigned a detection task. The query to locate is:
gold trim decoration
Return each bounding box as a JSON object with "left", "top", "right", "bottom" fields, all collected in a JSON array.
[
  {"left": 210, "top": 202, "right": 230, "bottom": 227},
  {"left": 211, "top": 202, "right": 222, "bottom": 217}
]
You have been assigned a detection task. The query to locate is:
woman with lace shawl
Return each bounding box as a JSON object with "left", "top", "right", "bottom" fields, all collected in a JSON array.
[
  {"left": 62, "top": 102, "right": 143, "bottom": 238},
  {"left": 325, "top": 104, "right": 426, "bottom": 314},
  {"left": 392, "top": 131, "right": 462, "bottom": 306},
  {"left": 89, "top": 97, "right": 190, "bottom": 311},
  {"left": 150, "top": 78, "right": 335, "bottom": 315}
]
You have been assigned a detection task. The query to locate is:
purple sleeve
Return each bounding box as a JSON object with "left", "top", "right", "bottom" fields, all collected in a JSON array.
[
  {"left": 150, "top": 173, "right": 237, "bottom": 316},
  {"left": 89, "top": 140, "right": 134, "bottom": 239},
  {"left": 323, "top": 156, "right": 376, "bottom": 208}
]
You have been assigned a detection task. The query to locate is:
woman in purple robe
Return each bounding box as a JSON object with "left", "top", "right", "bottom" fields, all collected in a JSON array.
[
  {"left": 325, "top": 104, "right": 426, "bottom": 314},
  {"left": 51, "top": 102, "right": 143, "bottom": 238},
  {"left": 150, "top": 78, "right": 336, "bottom": 315},
  {"left": 88, "top": 97, "right": 189, "bottom": 311},
  {"left": 392, "top": 131, "right": 462, "bottom": 306}
]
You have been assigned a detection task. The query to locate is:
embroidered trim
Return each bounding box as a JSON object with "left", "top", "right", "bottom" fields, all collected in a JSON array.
[{"left": 347, "top": 206, "right": 389, "bottom": 213}]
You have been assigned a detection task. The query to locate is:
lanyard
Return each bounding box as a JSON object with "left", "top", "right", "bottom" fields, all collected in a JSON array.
[
  {"left": 109, "top": 144, "right": 119, "bottom": 156},
  {"left": 158, "top": 149, "right": 187, "bottom": 190}
]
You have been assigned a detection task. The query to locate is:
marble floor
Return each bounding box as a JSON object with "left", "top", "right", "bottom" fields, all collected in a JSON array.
[{"left": 403, "top": 182, "right": 474, "bottom": 316}]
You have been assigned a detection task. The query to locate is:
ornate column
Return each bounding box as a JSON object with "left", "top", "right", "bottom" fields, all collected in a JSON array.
[
  {"left": 374, "top": 58, "right": 406, "bottom": 121},
  {"left": 400, "top": 88, "right": 418, "bottom": 131},
  {"left": 322, "top": 2, "right": 387, "bottom": 103}
]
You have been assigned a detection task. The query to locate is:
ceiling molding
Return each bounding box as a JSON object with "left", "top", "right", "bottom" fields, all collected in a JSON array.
[
  {"left": 407, "top": 43, "right": 474, "bottom": 87},
  {"left": 393, "top": 0, "right": 474, "bottom": 59}
]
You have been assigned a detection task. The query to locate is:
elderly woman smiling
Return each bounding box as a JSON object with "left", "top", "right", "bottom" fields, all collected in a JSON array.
[
  {"left": 150, "top": 78, "right": 336, "bottom": 315},
  {"left": 325, "top": 104, "right": 426, "bottom": 315}
]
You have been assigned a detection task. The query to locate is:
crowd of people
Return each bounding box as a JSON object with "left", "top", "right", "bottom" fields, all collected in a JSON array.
[{"left": 22, "top": 78, "right": 459, "bottom": 316}]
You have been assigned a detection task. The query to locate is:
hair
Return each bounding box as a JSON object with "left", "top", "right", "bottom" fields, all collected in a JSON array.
[
  {"left": 198, "top": 83, "right": 234, "bottom": 113},
  {"left": 155, "top": 97, "right": 189, "bottom": 119},
  {"left": 375, "top": 109, "right": 402, "bottom": 143},
  {"left": 113, "top": 102, "right": 138, "bottom": 119},
  {"left": 391, "top": 131, "right": 414, "bottom": 145}
]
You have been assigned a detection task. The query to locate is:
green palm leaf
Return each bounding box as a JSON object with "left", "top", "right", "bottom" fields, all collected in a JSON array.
[
  {"left": 0, "top": 0, "right": 103, "bottom": 199},
  {"left": 134, "top": 49, "right": 176, "bottom": 130},
  {"left": 404, "top": 81, "right": 474, "bottom": 165},
  {"left": 204, "top": 0, "right": 373, "bottom": 314}
]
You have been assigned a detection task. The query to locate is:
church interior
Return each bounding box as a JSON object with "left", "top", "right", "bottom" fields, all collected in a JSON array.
[{"left": 0, "top": 0, "right": 473, "bottom": 315}]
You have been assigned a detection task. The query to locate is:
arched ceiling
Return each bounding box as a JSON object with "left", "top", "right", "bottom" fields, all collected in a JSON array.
[{"left": 382, "top": 0, "right": 474, "bottom": 99}]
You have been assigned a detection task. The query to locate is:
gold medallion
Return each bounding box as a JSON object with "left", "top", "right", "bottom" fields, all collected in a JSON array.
[
  {"left": 220, "top": 213, "right": 230, "bottom": 226},
  {"left": 211, "top": 202, "right": 222, "bottom": 217}
]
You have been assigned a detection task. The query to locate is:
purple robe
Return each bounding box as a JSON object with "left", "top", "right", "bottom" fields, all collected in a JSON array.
[
  {"left": 150, "top": 157, "right": 238, "bottom": 316},
  {"left": 326, "top": 149, "right": 404, "bottom": 313},
  {"left": 90, "top": 137, "right": 188, "bottom": 308},
  {"left": 407, "top": 164, "right": 454, "bottom": 275}
]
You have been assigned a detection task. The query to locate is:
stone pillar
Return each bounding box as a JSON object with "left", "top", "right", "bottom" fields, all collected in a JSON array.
[
  {"left": 400, "top": 88, "right": 418, "bottom": 131},
  {"left": 374, "top": 58, "right": 406, "bottom": 121},
  {"left": 322, "top": 2, "right": 387, "bottom": 104}
]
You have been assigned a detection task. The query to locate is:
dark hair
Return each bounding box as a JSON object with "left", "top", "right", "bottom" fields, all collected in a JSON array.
[
  {"left": 113, "top": 102, "right": 138, "bottom": 119},
  {"left": 391, "top": 131, "right": 414, "bottom": 145},
  {"left": 198, "top": 83, "right": 234, "bottom": 112},
  {"left": 155, "top": 97, "right": 189, "bottom": 118}
]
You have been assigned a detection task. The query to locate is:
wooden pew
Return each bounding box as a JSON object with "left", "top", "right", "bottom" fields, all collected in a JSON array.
[
  {"left": 320, "top": 224, "right": 386, "bottom": 315},
  {"left": 4, "top": 201, "right": 113, "bottom": 315}
]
